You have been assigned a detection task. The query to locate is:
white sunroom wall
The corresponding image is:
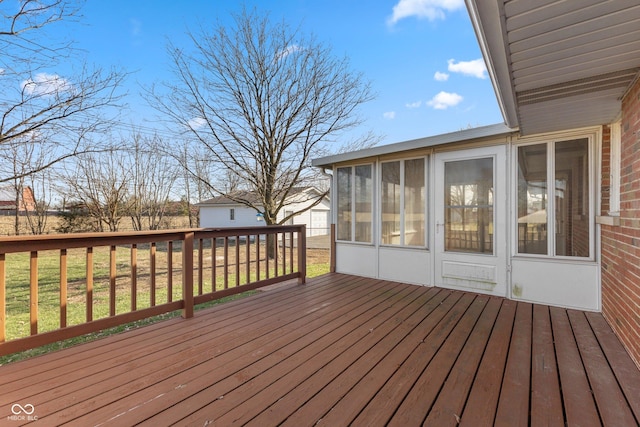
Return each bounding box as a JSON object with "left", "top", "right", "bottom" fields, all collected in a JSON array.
[
  {"left": 333, "top": 162, "right": 378, "bottom": 279},
  {"left": 332, "top": 155, "right": 433, "bottom": 285},
  {"left": 377, "top": 155, "right": 431, "bottom": 286},
  {"left": 509, "top": 127, "right": 601, "bottom": 311},
  {"left": 330, "top": 128, "right": 601, "bottom": 311}
]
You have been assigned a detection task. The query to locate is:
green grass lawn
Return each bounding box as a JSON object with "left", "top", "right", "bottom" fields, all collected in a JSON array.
[{"left": 0, "top": 246, "right": 329, "bottom": 365}]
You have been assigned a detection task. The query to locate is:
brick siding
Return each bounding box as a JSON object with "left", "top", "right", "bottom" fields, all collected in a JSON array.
[{"left": 601, "top": 78, "right": 640, "bottom": 368}]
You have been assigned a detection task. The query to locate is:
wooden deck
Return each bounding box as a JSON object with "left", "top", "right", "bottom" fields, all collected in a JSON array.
[{"left": 1, "top": 273, "right": 639, "bottom": 426}]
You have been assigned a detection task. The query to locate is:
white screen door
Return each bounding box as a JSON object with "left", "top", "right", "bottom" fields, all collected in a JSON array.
[{"left": 434, "top": 145, "right": 507, "bottom": 296}]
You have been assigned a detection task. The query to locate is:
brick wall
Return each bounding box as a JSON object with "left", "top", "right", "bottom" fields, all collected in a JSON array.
[
  {"left": 601, "top": 78, "right": 640, "bottom": 368},
  {"left": 21, "top": 187, "right": 36, "bottom": 211}
]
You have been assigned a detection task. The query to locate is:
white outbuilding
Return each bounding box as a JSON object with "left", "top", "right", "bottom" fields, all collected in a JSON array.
[{"left": 197, "top": 187, "right": 330, "bottom": 237}]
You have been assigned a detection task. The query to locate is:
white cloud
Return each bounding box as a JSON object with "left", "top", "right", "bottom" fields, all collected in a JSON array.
[
  {"left": 21, "top": 73, "right": 73, "bottom": 96},
  {"left": 130, "top": 18, "right": 142, "bottom": 36},
  {"left": 387, "top": 0, "right": 464, "bottom": 25},
  {"left": 427, "top": 91, "right": 463, "bottom": 109},
  {"left": 383, "top": 111, "right": 396, "bottom": 119},
  {"left": 276, "top": 44, "right": 302, "bottom": 61},
  {"left": 447, "top": 58, "right": 487, "bottom": 79},
  {"left": 434, "top": 71, "right": 449, "bottom": 81},
  {"left": 405, "top": 101, "right": 422, "bottom": 108},
  {"left": 187, "top": 117, "right": 208, "bottom": 129}
]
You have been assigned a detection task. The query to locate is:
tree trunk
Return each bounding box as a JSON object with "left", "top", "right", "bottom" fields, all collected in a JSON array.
[
  {"left": 266, "top": 233, "right": 277, "bottom": 260},
  {"left": 13, "top": 190, "right": 20, "bottom": 236}
]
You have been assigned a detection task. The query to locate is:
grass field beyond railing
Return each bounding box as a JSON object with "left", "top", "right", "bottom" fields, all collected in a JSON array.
[{"left": 0, "top": 226, "right": 309, "bottom": 357}]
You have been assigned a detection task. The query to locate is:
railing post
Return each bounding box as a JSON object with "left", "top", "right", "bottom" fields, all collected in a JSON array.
[
  {"left": 182, "top": 232, "right": 194, "bottom": 319},
  {"left": 298, "top": 225, "right": 306, "bottom": 284},
  {"left": 0, "top": 253, "right": 5, "bottom": 343}
]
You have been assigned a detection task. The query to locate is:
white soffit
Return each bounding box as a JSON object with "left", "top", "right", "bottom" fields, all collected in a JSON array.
[{"left": 469, "top": 0, "right": 640, "bottom": 135}]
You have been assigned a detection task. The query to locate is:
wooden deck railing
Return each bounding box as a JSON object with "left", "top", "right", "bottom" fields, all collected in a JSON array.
[{"left": 0, "top": 225, "right": 306, "bottom": 356}]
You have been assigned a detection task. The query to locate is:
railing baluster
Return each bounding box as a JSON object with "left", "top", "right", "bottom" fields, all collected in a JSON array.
[
  {"left": 256, "top": 235, "right": 261, "bottom": 281},
  {"left": 86, "top": 247, "right": 93, "bottom": 322},
  {"left": 168, "top": 241, "right": 173, "bottom": 303},
  {"left": 274, "top": 233, "right": 279, "bottom": 277},
  {"left": 235, "top": 235, "right": 240, "bottom": 287},
  {"left": 224, "top": 236, "right": 229, "bottom": 289},
  {"left": 150, "top": 242, "right": 156, "bottom": 307},
  {"left": 110, "top": 245, "right": 116, "bottom": 316},
  {"left": 211, "top": 238, "right": 217, "bottom": 292},
  {"left": 0, "top": 253, "right": 5, "bottom": 342},
  {"left": 131, "top": 244, "right": 137, "bottom": 311},
  {"left": 30, "top": 251, "right": 38, "bottom": 335},
  {"left": 266, "top": 234, "right": 270, "bottom": 279},
  {"left": 198, "top": 238, "right": 204, "bottom": 295},
  {"left": 289, "top": 231, "right": 294, "bottom": 274},
  {"left": 264, "top": 233, "right": 273, "bottom": 279},
  {"left": 246, "top": 235, "right": 250, "bottom": 285},
  {"left": 60, "top": 249, "right": 67, "bottom": 328},
  {"left": 282, "top": 232, "right": 286, "bottom": 274}
]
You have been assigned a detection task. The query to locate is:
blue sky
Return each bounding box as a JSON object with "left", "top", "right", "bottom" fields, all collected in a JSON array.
[{"left": 53, "top": 0, "right": 504, "bottom": 145}]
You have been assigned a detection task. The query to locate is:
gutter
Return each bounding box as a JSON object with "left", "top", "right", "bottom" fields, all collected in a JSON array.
[{"left": 465, "top": 0, "right": 519, "bottom": 128}]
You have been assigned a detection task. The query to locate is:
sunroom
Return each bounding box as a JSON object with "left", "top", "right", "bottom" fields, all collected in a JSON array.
[{"left": 313, "top": 123, "right": 601, "bottom": 311}]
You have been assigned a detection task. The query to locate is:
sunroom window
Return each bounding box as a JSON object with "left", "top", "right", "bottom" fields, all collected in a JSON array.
[
  {"left": 381, "top": 158, "right": 426, "bottom": 247},
  {"left": 336, "top": 164, "right": 373, "bottom": 243},
  {"left": 517, "top": 138, "right": 591, "bottom": 257}
]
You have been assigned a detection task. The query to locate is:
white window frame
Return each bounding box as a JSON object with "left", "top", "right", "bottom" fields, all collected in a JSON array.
[
  {"left": 379, "top": 157, "right": 428, "bottom": 248},
  {"left": 609, "top": 121, "right": 621, "bottom": 216},
  {"left": 513, "top": 129, "right": 596, "bottom": 261},
  {"left": 335, "top": 163, "right": 374, "bottom": 244},
  {"left": 284, "top": 210, "right": 294, "bottom": 225}
]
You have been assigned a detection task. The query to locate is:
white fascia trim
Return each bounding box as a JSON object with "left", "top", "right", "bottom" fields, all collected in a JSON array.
[{"left": 465, "top": 0, "right": 519, "bottom": 128}]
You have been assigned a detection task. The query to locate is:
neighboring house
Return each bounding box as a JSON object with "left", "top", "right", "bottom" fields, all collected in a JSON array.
[
  {"left": 0, "top": 185, "right": 36, "bottom": 213},
  {"left": 313, "top": 1, "right": 640, "bottom": 367},
  {"left": 197, "top": 187, "right": 330, "bottom": 236}
]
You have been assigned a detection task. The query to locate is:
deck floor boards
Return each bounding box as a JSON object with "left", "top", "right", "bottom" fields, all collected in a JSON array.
[
  {"left": 1, "top": 273, "right": 639, "bottom": 426},
  {"left": 550, "top": 307, "right": 601, "bottom": 426},
  {"left": 458, "top": 299, "right": 516, "bottom": 427}
]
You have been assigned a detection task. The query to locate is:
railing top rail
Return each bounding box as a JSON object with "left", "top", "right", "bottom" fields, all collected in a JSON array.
[
  {"left": 0, "top": 225, "right": 305, "bottom": 254},
  {"left": 194, "top": 225, "right": 304, "bottom": 238}
]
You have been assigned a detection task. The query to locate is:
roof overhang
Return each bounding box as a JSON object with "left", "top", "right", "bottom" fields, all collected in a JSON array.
[
  {"left": 312, "top": 123, "right": 514, "bottom": 168},
  {"left": 466, "top": 0, "right": 640, "bottom": 135}
]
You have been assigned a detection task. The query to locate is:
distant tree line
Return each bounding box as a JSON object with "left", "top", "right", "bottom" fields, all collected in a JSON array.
[{"left": 54, "top": 132, "right": 195, "bottom": 233}]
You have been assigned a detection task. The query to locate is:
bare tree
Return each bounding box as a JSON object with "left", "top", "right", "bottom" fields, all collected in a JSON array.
[
  {"left": 60, "top": 148, "right": 131, "bottom": 232},
  {"left": 148, "top": 8, "right": 376, "bottom": 228},
  {"left": 175, "top": 143, "right": 217, "bottom": 227},
  {"left": 127, "top": 133, "right": 179, "bottom": 230},
  {"left": 22, "top": 169, "right": 54, "bottom": 234},
  {"left": 1, "top": 0, "right": 126, "bottom": 185},
  {"left": 0, "top": 0, "right": 82, "bottom": 61},
  {"left": 0, "top": 132, "right": 53, "bottom": 234},
  {"left": 179, "top": 163, "right": 197, "bottom": 228}
]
